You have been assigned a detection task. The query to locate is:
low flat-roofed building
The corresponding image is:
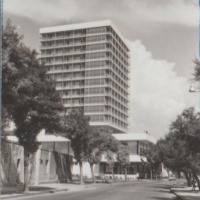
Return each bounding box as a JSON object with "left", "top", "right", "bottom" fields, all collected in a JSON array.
[
  {"left": 2, "top": 130, "right": 157, "bottom": 184},
  {"left": 97, "top": 133, "right": 157, "bottom": 179},
  {"left": 1, "top": 130, "right": 73, "bottom": 186},
  {"left": 73, "top": 133, "right": 157, "bottom": 180}
]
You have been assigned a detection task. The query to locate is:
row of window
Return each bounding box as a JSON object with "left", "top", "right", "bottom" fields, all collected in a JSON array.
[
  {"left": 60, "top": 94, "right": 127, "bottom": 117},
  {"left": 85, "top": 105, "right": 105, "bottom": 112},
  {"left": 41, "top": 30, "right": 84, "bottom": 38},
  {"left": 63, "top": 90, "right": 82, "bottom": 96},
  {"left": 88, "top": 114, "right": 128, "bottom": 128},
  {"left": 86, "top": 52, "right": 106, "bottom": 59},
  {"left": 45, "top": 52, "right": 108, "bottom": 63},
  {"left": 41, "top": 27, "right": 107, "bottom": 39},
  {"left": 41, "top": 40, "right": 84, "bottom": 48},
  {"left": 85, "top": 78, "right": 105, "bottom": 86},
  {"left": 86, "top": 27, "right": 107, "bottom": 34},
  {"left": 48, "top": 64, "right": 85, "bottom": 71},
  {"left": 42, "top": 47, "right": 84, "bottom": 55},
  {"left": 85, "top": 87, "right": 104, "bottom": 94},
  {"left": 54, "top": 73, "right": 83, "bottom": 79},
  {"left": 90, "top": 115, "right": 105, "bottom": 122},
  {"left": 85, "top": 69, "right": 105, "bottom": 77},
  {"left": 85, "top": 61, "right": 106, "bottom": 68},
  {"left": 56, "top": 81, "right": 82, "bottom": 87},
  {"left": 86, "top": 43, "right": 106, "bottom": 51},
  {"left": 41, "top": 27, "right": 129, "bottom": 52},
  {"left": 62, "top": 99, "right": 81, "bottom": 104},
  {"left": 84, "top": 96, "right": 105, "bottom": 103},
  {"left": 86, "top": 35, "right": 106, "bottom": 42}
]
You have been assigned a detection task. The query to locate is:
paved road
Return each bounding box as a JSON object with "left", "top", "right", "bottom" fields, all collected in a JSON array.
[{"left": 22, "top": 181, "right": 178, "bottom": 200}]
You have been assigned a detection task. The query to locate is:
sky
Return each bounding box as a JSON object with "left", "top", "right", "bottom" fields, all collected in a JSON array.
[{"left": 3, "top": 0, "right": 199, "bottom": 139}]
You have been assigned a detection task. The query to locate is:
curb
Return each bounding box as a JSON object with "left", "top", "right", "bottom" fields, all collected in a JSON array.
[
  {"left": 0, "top": 181, "right": 133, "bottom": 199},
  {"left": 0, "top": 188, "right": 69, "bottom": 200},
  {"left": 0, "top": 183, "right": 101, "bottom": 199}
]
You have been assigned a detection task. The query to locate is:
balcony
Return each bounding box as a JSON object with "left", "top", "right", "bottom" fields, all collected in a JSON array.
[
  {"left": 44, "top": 59, "right": 86, "bottom": 66},
  {"left": 40, "top": 33, "right": 86, "bottom": 41},
  {"left": 63, "top": 103, "right": 84, "bottom": 107},
  {"left": 40, "top": 51, "right": 86, "bottom": 57},
  {"left": 40, "top": 42, "right": 86, "bottom": 49}
]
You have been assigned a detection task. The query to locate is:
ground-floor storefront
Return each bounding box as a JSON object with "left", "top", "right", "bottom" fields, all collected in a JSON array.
[{"left": 99, "top": 162, "right": 153, "bottom": 179}]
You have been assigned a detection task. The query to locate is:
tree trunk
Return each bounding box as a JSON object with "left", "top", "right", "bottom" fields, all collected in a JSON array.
[
  {"left": 79, "top": 161, "right": 84, "bottom": 185},
  {"left": 150, "top": 168, "right": 153, "bottom": 180},
  {"left": 24, "top": 149, "right": 30, "bottom": 193},
  {"left": 189, "top": 172, "right": 192, "bottom": 181},
  {"left": 124, "top": 166, "right": 128, "bottom": 182},
  {"left": 90, "top": 163, "right": 95, "bottom": 183},
  {"left": 111, "top": 167, "right": 116, "bottom": 181},
  {"left": 183, "top": 171, "right": 191, "bottom": 187},
  {"left": 192, "top": 171, "right": 200, "bottom": 191},
  {"left": 167, "top": 169, "right": 170, "bottom": 181}
]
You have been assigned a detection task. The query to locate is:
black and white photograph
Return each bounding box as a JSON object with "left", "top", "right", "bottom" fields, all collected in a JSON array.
[{"left": 1, "top": 0, "right": 199, "bottom": 200}]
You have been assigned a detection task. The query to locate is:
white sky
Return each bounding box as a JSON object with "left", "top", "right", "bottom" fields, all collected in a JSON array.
[{"left": 3, "top": 0, "right": 199, "bottom": 139}]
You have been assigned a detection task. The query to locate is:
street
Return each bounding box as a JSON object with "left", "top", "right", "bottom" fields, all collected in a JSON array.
[{"left": 24, "top": 181, "right": 178, "bottom": 200}]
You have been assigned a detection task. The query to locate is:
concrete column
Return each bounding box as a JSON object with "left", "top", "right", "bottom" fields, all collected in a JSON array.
[
  {"left": 20, "top": 147, "right": 24, "bottom": 183},
  {"left": 47, "top": 151, "right": 51, "bottom": 180},
  {"left": 137, "top": 141, "right": 139, "bottom": 155},
  {"left": 33, "top": 148, "right": 41, "bottom": 185}
]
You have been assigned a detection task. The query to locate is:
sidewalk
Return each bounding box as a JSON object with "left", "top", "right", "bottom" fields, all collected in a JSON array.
[
  {"left": 0, "top": 182, "right": 100, "bottom": 199},
  {"left": 0, "top": 180, "right": 138, "bottom": 199}
]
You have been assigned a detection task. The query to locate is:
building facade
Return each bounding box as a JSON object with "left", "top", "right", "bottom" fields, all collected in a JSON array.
[
  {"left": 1, "top": 132, "right": 158, "bottom": 185},
  {"left": 39, "top": 20, "right": 130, "bottom": 133},
  {"left": 1, "top": 131, "right": 73, "bottom": 186},
  {"left": 99, "top": 133, "right": 157, "bottom": 179},
  {"left": 72, "top": 133, "right": 158, "bottom": 180}
]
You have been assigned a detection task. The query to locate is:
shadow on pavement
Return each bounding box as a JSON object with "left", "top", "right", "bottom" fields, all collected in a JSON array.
[
  {"left": 156, "top": 185, "right": 170, "bottom": 189},
  {"left": 1, "top": 186, "right": 56, "bottom": 195},
  {"left": 149, "top": 197, "right": 180, "bottom": 200},
  {"left": 146, "top": 184, "right": 171, "bottom": 190},
  {"left": 182, "top": 196, "right": 200, "bottom": 200},
  {"left": 29, "top": 186, "right": 56, "bottom": 191}
]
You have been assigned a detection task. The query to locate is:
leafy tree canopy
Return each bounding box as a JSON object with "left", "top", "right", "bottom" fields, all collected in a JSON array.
[
  {"left": 3, "top": 19, "right": 63, "bottom": 153},
  {"left": 64, "top": 109, "right": 91, "bottom": 163},
  {"left": 116, "top": 144, "right": 129, "bottom": 166}
]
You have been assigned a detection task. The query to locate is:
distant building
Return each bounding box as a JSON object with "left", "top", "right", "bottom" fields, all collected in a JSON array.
[{"left": 39, "top": 20, "right": 130, "bottom": 133}]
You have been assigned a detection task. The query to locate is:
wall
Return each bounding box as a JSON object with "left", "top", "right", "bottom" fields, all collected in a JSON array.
[
  {"left": 127, "top": 141, "right": 137, "bottom": 154},
  {"left": 1, "top": 140, "right": 72, "bottom": 186},
  {"left": 1, "top": 140, "right": 24, "bottom": 186}
]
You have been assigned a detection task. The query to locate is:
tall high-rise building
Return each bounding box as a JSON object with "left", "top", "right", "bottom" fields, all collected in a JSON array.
[{"left": 39, "top": 20, "right": 130, "bottom": 133}]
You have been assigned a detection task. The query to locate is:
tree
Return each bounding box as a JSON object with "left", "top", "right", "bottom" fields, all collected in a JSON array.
[
  {"left": 86, "top": 127, "right": 119, "bottom": 183},
  {"left": 170, "top": 108, "right": 200, "bottom": 189},
  {"left": 64, "top": 109, "right": 90, "bottom": 185},
  {"left": 158, "top": 136, "right": 192, "bottom": 182},
  {"left": 2, "top": 19, "right": 22, "bottom": 131},
  {"left": 105, "top": 150, "right": 116, "bottom": 181},
  {"left": 116, "top": 144, "right": 129, "bottom": 181},
  {"left": 86, "top": 128, "right": 102, "bottom": 183},
  {"left": 155, "top": 108, "right": 200, "bottom": 188},
  {"left": 193, "top": 58, "right": 200, "bottom": 82},
  {"left": 141, "top": 144, "right": 162, "bottom": 180},
  {"left": 2, "top": 20, "right": 63, "bottom": 192}
]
